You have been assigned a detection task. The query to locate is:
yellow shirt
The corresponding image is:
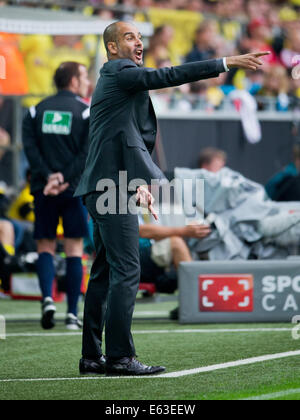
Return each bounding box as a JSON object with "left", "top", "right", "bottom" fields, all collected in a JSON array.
[
  {"left": 207, "top": 87, "right": 225, "bottom": 108},
  {"left": 20, "top": 35, "right": 55, "bottom": 107},
  {"left": 8, "top": 183, "right": 34, "bottom": 223},
  {"left": 20, "top": 35, "right": 91, "bottom": 108}
]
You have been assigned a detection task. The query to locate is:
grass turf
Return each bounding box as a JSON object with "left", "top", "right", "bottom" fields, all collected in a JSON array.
[{"left": 0, "top": 299, "right": 300, "bottom": 400}]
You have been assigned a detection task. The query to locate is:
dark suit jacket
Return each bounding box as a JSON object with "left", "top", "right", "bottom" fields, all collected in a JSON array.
[{"left": 75, "top": 58, "right": 226, "bottom": 197}]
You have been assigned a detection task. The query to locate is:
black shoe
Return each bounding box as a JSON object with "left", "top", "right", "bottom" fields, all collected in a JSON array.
[
  {"left": 106, "top": 357, "right": 166, "bottom": 376},
  {"left": 41, "top": 297, "right": 56, "bottom": 330},
  {"left": 79, "top": 355, "right": 106, "bottom": 375}
]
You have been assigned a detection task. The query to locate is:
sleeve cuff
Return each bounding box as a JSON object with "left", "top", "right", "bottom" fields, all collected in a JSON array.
[{"left": 223, "top": 57, "right": 230, "bottom": 72}]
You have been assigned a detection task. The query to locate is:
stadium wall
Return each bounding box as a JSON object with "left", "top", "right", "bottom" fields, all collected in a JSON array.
[{"left": 156, "top": 115, "right": 296, "bottom": 185}]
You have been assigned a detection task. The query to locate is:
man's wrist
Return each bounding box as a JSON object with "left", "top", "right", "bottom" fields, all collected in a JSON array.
[
  {"left": 178, "top": 226, "right": 188, "bottom": 237},
  {"left": 225, "top": 56, "right": 237, "bottom": 70}
]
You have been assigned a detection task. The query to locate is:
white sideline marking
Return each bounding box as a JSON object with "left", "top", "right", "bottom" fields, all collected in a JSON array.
[
  {"left": 5, "top": 328, "right": 293, "bottom": 338},
  {"left": 3, "top": 311, "right": 168, "bottom": 320},
  {"left": 1, "top": 350, "right": 300, "bottom": 383},
  {"left": 157, "top": 350, "right": 300, "bottom": 378},
  {"left": 243, "top": 388, "right": 300, "bottom": 400},
  {"left": 4, "top": 313, "right": 76, "bottom": 320}
]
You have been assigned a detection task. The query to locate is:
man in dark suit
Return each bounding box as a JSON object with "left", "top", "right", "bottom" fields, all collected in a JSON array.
[{"left": 76, "top": 21, "right": 269, "bottom": 376}]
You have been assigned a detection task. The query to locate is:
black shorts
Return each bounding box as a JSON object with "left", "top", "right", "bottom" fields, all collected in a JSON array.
[{"left": 33, "top": 190, "right": 89, "bottom": 240}]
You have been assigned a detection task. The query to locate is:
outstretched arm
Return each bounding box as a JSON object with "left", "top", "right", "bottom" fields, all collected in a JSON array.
[
  {"left": 117, "top": 58, "right": 226, "bottom": 92},
  {"left": 117, "top": 52, "right": 270, "bottom": 93}
]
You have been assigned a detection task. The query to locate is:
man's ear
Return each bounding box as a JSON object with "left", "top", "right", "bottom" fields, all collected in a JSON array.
[
  {"left": 107, "top": 41, "right": 118, "bottom": 56},
  {"left": 70, "top": 75, "right": 79, "bottom": 91}
]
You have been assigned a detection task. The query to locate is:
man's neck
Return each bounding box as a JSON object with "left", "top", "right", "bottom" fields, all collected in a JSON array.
[{"left": 66, "top": 87, "right": 78, "bottom": 95}]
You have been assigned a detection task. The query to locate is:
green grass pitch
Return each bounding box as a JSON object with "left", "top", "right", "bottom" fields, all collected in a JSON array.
[{"left": 0, "top": 298, "right": 300, "bottom": 400}]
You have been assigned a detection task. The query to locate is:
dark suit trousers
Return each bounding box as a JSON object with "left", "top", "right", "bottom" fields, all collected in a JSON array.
[{"left": 82, "top": 191, "right": 140, "bottom": 359}]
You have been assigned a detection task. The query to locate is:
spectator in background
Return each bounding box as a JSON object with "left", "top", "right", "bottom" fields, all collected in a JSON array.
[
  {"left": 232, "top": 18, "right": 275, "bottom": 91},
  {"left": 20, "top": 35, "right": 56, "bottom": 108},
  {"left": 0, "top": 126, "right": 9, "bottom": 162},
  {"left": 0, "top": 219, "right": 14, "bottom": 255},
  {"left": 186, "top": 0, "right": 204, "bottom": 13},
  {"left": 0, "top": 33, "right": 28, "bottom": 96},
  {"left": 136, "top": 0, "right": 154, "bottom": 8},
  {"left": 246, "top": 0, "right": 272, "bottom": 20},
  {"left": 21, "top": 35, "right": 91, "bottom": 108},
  {"left": 189, "top": 80, "right": 208, "bottom": 109},
  {"left": 267, "top": 7, "right": 285, "bottom": 54},
  {"left": 280, "top": 28, "right": 300, "bottom": 70},
  {"left": 213, "top": 0, "right": 243, "bottom": 45},
  {"left": 265, "top": 143, "right": 300, "bottom": 201},
  {"left": 256, "top": 65, "right": 290, "bottom": 111},
  {"left": 205, "top": 71, "right": 229, "bottom": 109},
  {"left": 198, "top": 147, "right": 227, "bottom": 172},
  {"left": 0, "top": 177, "right": 36, "bottom": 260},
  {"left": 139, "top": 218, "right": 211, "bottom": 275},
  {"left": 119, "top": 0, "right": 137, "bottom": 20},
  {"left": 0, "top": 187, "right": 15, "bottom": 261},
  {"left": 244, "top": 18, "right": 278, "bottom": 66},
  {"left": 7, "top": 170, "right": 34, "bottom": 225},
  {"left": 0, "top": 218, "right": 15, "bottom": 293},
  {"left": 50, "top": 36, "right": 91, "bottom": 72},
  {"left": 185, "top": 21, "right": 218, "bottom": 63},
  {"left": 0, "top": 97, "right": 13, "bottom": 186},
  {"left": 189, "top": 73, "right": 230, "bottom": 111},
  {"left": 291, "top": 75, "right": 300, "bottom": 103},
  {"left": 144, "top": 25, "right": 177, "bottom": 68},
  {"left": 139, "top": 213, "right": 211, "bottom": 319},
  {"left": 0, "top": 181, "right": 18, "bottom": 294},
  {"left": 237, "top": 68, "right": 265, "bottom": 95}
]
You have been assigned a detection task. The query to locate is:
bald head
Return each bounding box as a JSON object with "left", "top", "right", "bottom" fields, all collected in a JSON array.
[
  {"left": 103, "top": 21, "right": 144, "bottom": 66},
  {"left": 103, "top": 22, "right": 121, "bottom": 56}
]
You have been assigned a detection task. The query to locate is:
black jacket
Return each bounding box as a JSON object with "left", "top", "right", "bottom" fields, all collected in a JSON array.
[
  {"left": 75, "top": 58, "right": 226, "bottom": 197},
  {"left": 22, "top": 90, "right": 90, "bottom": 193}
]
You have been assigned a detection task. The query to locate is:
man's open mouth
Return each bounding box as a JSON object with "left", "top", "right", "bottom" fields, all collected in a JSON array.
[{"left": 135, "top": 50, "right": 143, "bottom": 60}]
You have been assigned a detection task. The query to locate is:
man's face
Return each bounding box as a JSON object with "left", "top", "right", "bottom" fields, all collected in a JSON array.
[
  {"left": 203, "top": 157, "right": 226, "bottom": 173},
  {"left": 109, "top": 23, "right": 144, "bottom": 66},
  {"left": 75, "top": 65, "right": 91, "bottom": 98}
]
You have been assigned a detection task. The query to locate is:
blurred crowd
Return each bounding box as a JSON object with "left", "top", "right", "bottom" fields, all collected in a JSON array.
[{"left": 0, "top": 0, "right": 300, "bottom": 111}]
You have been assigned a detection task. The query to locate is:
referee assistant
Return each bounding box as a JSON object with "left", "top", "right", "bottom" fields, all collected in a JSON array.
[{"left": 23, "top": 62, "right": 91, "bottom": 330}]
